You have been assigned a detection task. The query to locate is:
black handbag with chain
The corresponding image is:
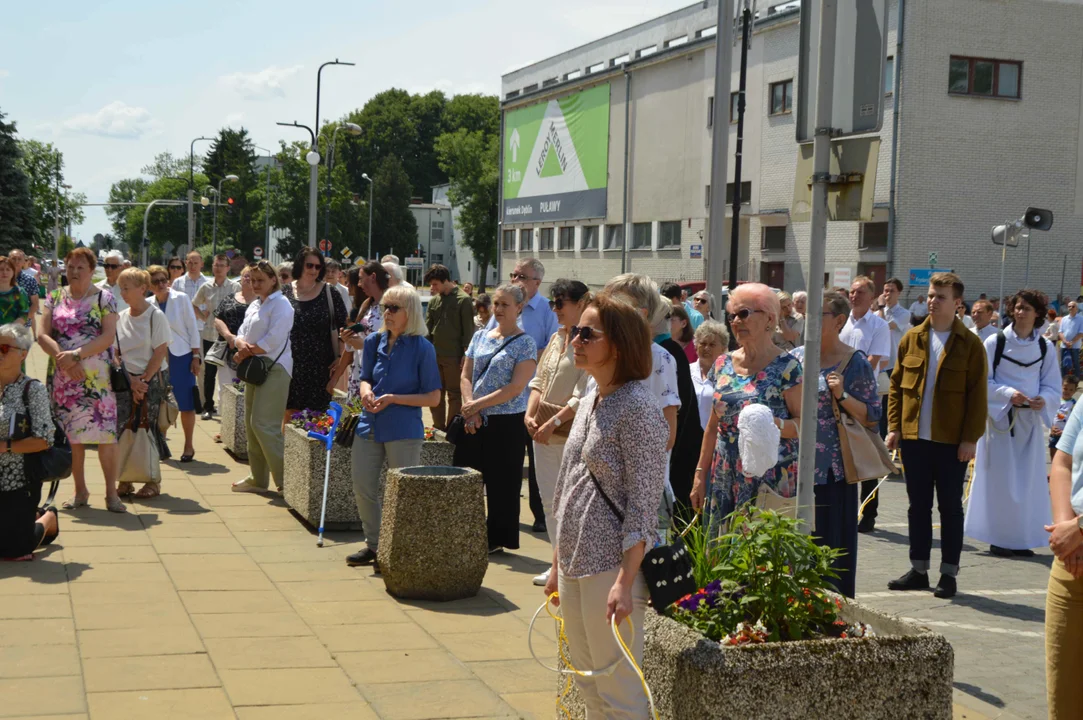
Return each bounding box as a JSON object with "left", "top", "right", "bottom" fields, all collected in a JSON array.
[{"left": 587, "top": 471, "right": 696, "bottom": 613}]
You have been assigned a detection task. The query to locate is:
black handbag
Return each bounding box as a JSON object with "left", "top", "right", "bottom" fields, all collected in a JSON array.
[
  {"left": 588, "top": 471, "right": 696, "bottom": 613},
  {"left": 334, "top": 414, "right": 359, "bottom": 447},
  {"left": 444, "top": 333, "right": 525, "bottom": 446},
  {"left": 98, "top": 292, "right": 131, "bottom": 393},
  {"left": 236, "top": 343, "right": 287, "bottom": 386},
  {"left": 18, "top": 380, "right": 72, "bottom": 485}
]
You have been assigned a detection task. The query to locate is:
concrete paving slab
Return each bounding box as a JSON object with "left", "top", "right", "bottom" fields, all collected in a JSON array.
[
  {"left": 86, "top": 687, "right": 236, "bottom": 719},
  {"left": 336, "top": 649, "right": 474, "bottom": 685},
  {"left": 204, "top": 635, "right": 337, "bottom": 670},
  {"left": 0, "top": 676, "right": 86, "bottom": 718},
  {"left": 82, "top": 654, "right": 220, "bottom": 693},
  {"left": 218, "top": 667, "right": 362, "bottom": 706}
]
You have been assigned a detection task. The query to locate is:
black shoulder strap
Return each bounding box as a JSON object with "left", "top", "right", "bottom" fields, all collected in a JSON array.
[
  {"left": 475, "top": 333, "right": 525, "bottom": 379},
  {"left": 993, "top": 331, "right": 1007, "bottom": 378},
  {"left": 1040, "top": 336, "right": 1048, "bottom": 364},
  {"left": 587, "top": 471, "right": 625, "bottom": 524}
]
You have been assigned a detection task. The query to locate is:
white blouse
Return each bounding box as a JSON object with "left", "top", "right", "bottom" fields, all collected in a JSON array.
[
  {"left": 157, "top": 288, "right": 201, "bottom": 358},
  {"left": 116, "top": 306, "right": 171, "bottom": 375},
  {"left": 238, "top": 291, "right": 296, "bottom": 377},
  {"left": 690, "top": 359, "right": 714, "bottom": 431}
]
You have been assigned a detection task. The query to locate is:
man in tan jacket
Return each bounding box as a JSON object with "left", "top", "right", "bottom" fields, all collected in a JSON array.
[{"left": 886, "top": 272, "right": 987, "bottom": 599}]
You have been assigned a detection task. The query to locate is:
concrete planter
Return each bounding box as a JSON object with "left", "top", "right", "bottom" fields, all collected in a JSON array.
[
  {"left": 282, "top": 425, "right": 457, "bottom": 533},
  {"left": 557, "top": 601, "right": 953, "bottom": 719},
  {"left": 378, "top": 465, "right": 487, "bottom": 601},
  {"left": 220, "top": 384, "right": 247, "bottom": 461}
]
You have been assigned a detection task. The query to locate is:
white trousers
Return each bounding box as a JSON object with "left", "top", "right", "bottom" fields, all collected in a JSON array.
[
  {"left": 533, "top": 440, "right": 565, "bottom": 526},
  {"left": 558, "top": 569, "right": 650, "bottom": 719}
]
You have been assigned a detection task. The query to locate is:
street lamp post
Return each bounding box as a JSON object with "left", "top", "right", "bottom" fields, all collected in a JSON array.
[
  {"left": 325, "top": 122, "right": 362, "bottom": 243},
  {"left": 276, "top": 122, "right": 319, "bottom": 248},
  {"left": 212, "top": 174, "right": 240, "bottom": 256},
  {"left": 52, "top": 151, "right": 61, "bottom": 263},
  {"left": 254, "top": 146, "right": 275, "bottom": 257},
  {"left": 189, "top": 136, "right": 211, "bottom": 247},
  {"left": 361, "top": 173, "right": 374, "bottom": 261}
]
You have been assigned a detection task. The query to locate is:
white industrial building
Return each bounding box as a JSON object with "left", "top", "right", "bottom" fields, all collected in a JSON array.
[{"left": 499, "top": 0, "right": 1083, "bottom": 305}]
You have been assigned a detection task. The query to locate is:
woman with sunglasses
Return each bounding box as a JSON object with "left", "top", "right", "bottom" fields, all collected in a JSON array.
[
  {"left": 231, "top": 261, "right": 295, "bottom": 493},
  {"left": 345, "top": 285, "right": 441, "bottom": 570},
  {"left": 284, "top": 249, "right": 348, "bottom": 424},
  {"left": 454, "top": 283, "right": 538, "bottom": 554},
  {"left": 525, "top": 279, "right": 591, "bottom": 587},
  {"left": 691, "top": 282, "right": 803, "bottom": 537},
  {"left": 332, "top": 261, "right": 388, "bottom": 399},
  {"left": 166, "top": 257, "right": 184, "bottom": 287},
  {"left": 791, "top": 290, "right": 881, "bottom": 598},
  {"left": 692, "top": 290, "right": 716, "bottom": 320},
  {"left": 542, "top": 292, "right": 669, "bottom": 717},
  {"left": 148, "top": 264, "right": 202, "bottom": 463},
  {"left": 212, "top": 265, "right": 257, "bottom": 392}
]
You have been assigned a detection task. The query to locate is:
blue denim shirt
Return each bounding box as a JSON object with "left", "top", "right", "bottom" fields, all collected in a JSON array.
[{"left": 355, "top": 333, "right": 442, "bottom": 443}]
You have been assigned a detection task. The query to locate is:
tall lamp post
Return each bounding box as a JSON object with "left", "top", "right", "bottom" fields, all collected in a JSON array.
[
  {"left": 254, "top": 146, "right": 275, "bottom": 256},
  {"left": 212, "top": 174, "right": 239, "bottom": 255},
  {"left": 189, "top": 136, "right": 211, "bottom": 246},
  {"left": 276, "top": 122, "right": 320, "bottom": 247},
  {"left": 324, "top": 122, "right": 362, "bottom": 242},
  {"left": 361, "top": 173, "right": 374, "bottom": 261}
]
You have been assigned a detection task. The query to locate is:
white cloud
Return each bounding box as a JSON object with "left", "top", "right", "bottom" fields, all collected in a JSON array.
[
  {"left": 218, "top": 65, "right": 302, "bottom": 100},
  {"left": 0, "top": 69, "right": 9, "bottom": 78},
  {"left": 59, "top": 101, "right": 156, "bottom": 139},
  {"left": 409, "top": 78, "right": 497, "bottom": 97},
  {"left": 224, "top": 112, "right": 245, "bottom": 126}
]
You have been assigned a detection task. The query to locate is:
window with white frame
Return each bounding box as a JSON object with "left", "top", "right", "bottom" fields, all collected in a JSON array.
[
  {"left": 658, "top": 221, "right": 681, "bottom": 249},
  {"left": 604, "top": 225, "right": 623, "bottom": 250},
  {"left": 582, "top": 225, "right": 599, "bottom": 250},
  {"left": 539, "top": 228, "right": 554, "bottom": 251},
  {"left": 631, "top": 223, "right": 652, "bottom": 250},
  {"left": 430, "top": 253, "right": 444, "bottom": 264},
  {"left": 520, "top": 228, "right": 534, "bottom": 251},
  {"left": 558, "top": 227, "right": 575, "bottom": 251},
  {"left": 502, "top": 230, "right": 515, "bottom": 251},
  {"left": 431, "top": 220, "right": 444, "bottom": 241}
]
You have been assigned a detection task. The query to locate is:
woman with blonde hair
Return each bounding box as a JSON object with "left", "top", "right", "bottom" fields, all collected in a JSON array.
[
  {"left": 346, "top": 285, "right": 442, "bottom": 569},
  {"left": 691, "top": 282, "right": 803, "bottom": 535}
]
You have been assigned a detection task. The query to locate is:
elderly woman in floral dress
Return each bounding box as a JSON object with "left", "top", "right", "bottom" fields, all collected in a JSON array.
[{"left": 38, "top": 247, "right": 124, "bottom": 513}]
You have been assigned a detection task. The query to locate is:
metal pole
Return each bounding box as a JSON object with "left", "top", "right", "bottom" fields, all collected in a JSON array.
[
  {"left": 265, "top": 162, "right": 272, "bottom": 255},
  {"left": 189, "top": 136, "right": 210, "bottom": 246},
  {"left": 53, "top": 152, "right": 61, "bottom": 263},
  {"left": 728, "top": 1, "right": 752, "bottom": 289},
  {"left": 796, "top": 0, "right": 838, "bottom": 534},
  {"left": 1060, "top": 253, "right": 1067, "bottom": 308},
  {"left": 366, "top": 179, "right": 374, "bottom": 261},
  {"left": 885, "top": 0, "right": 905, "bottom": 278},
  {"left": 212, "top": 184, "right": 221, "bottom": 256},
  {"left": 705, "top": 0, "right": 735, "bottom": 298},
  {"left": 1024, "top": 230, "right": 1031, "bottom": 286},
  {"left": 997, "top": 235, "right": 1008, "bottom": 310},
  {"left": 496, "top": 109, "right": 505, "bottom": 289},
  {"left": 142, "top": 199, "right": 186, "bottom": 267},
  {"left": 325, "top": 127, "right": 341, "bottom": 242},
  {"left": 309, "top": 162, "right": 319, "bottom": 248},
  {"left": 620, "top": 67, "right": 632, "bottom": 274}
]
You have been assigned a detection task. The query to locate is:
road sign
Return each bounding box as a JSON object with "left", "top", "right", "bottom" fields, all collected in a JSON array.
[
  {"left": 908, "top": 268, "right": 953, "bottom": 286},
  {"left": 832, "top": 267, "right": 852, "bottom": 288},
  {"left": 253, "top": 246, "right": 263, "bottom": 258},
  {"left": 162, "top": 241, "right": 174, "bottom": 256},
  {"left": 355, "top": 258, "right": 365, "bottom": 267},
  {"left": 796, "top": 0, "right": 889, "bottom": 143},
  {"left": 319, "top": 239, "right": 332, "bottom": 253},
  {"left": 929, "top": 252, "right": 937, "bottom": 266},
  {"left": 689, "top": 244, "right": 703, "bottom": 259},
  {"left": 341, "top": 247, "right": 353, "bottom": 260},
  {"left": 404, "top": 257, "right": 424, "bottom": 269}
]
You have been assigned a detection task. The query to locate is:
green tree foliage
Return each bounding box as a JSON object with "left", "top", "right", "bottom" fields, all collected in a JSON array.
[
  {"left": 265, "top": 141, "right": 313, "bottom": 259},
  {"left": 116, "top": 175, "right": 208, "bottom": 260},
  {"left": 15, "top": 139, "right": 86, "bottom": 252},
  {"left": 0, "top": 109, "right": 35, "bottom": 254},
  {"left": 202, "top": 128, "right": 261, "bottom": 254},
  {"left": 370, "top": 154, "right": 419, "bottom": 262},
  {"left": 105, "top": 177, "right": 150, "bottom": 238},
  {"left": 141, "top": 151, "right": 198, "bottom": 181},
  {"left": 436, "top": 129, "right": 499, "bottom": 289}
]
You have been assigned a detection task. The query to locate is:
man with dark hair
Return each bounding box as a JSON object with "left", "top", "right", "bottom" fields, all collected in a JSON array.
[
  {"left": 325, "top": 259, "right": 351, "bottom": 311},
  {"left": 886, "top": 272, "right": 987, "bottom": 599},
  {"left": 193, "top": 254, "right": 239, "bottom": 418},
  {"left": 660, "top": 281, "right": 703, "bottom": 329},
  {"left": 424, "top": 264, "right": 475, "bottom": 431}
]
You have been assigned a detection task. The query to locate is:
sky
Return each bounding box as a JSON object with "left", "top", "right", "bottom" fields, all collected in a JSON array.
[{"left": 0, "top": 0, "right": 695, "bottom": 242}]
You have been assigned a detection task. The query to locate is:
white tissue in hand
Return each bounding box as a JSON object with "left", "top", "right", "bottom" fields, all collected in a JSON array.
[{"left": 737, "top": 404, "right": 781, "bottom": 478}]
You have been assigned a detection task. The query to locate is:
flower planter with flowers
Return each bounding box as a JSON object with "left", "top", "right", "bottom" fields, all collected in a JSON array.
[
  {"left": 556, "top": 508, "right": 954, "bottom": 719},
  {"left": 220, "top": 380, "right": 247, "bottom": 461},
  {"left": 281, "top": 406, "right": 457, "bottom": 533}
]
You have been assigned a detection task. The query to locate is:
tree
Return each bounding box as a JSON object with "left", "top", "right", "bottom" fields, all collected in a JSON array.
[
  {"left": 202, "top": 128, "right": 261, "bottom": 254},
  {"left": 369, "top": 154, "right": 419, "bottom": 262},
  {"left": 436, "top": 129, "right": 499, "bottom": 290},
  {"left": 0, "top": 109, "right": 34, "bottom": 254},
  {"left": 444, "top": 94, "right": 500, "bottom": 138},
  {"left": 57, "top": 234, "right": 75, "bottom": 259},
  {"left": 265, "top": 141, "right": 311, "bottom": 259},
  {"left": 118, "top": 175, "right": 207, "bottom": 260},
  {"left": 141, "top": 151, "right": 198, "bottom": 181},
  {"left": 106, "top": 177, "right": 150, "bottom": 238},
  {"left": 15, "top": 139, "right": 86, "bottom": 252}
]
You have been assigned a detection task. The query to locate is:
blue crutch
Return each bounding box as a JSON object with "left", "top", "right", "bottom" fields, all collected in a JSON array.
[{"left": 308, "top": 401, "right": 343, "bottom": 547}]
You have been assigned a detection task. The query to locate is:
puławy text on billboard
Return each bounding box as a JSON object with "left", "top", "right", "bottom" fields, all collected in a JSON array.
[{"left": 503, "top": 83, "right": 610, "bottom": 223}]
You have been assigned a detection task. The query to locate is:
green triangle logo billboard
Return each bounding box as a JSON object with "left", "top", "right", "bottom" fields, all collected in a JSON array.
[{"left": 519, "top": 100, "right": 589, "bottom": 196}]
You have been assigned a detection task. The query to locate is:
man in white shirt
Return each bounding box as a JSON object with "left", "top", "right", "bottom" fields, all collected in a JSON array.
[
  {"left": 970, "top": 299, "right": 997, "bottom": 342},
  {"left": 96, "top": 250, "right": 129, "bottom": 313},
  {"left": 1059, "top": 301, "right": 1083, "bottom": 377},
  {"left": 193, "top": 254, "right": 240, "bottom": 419},
  {"left": 325, "top": 259, "right": 352, "bottom": 312},
  {"left": 908, "top": 294, "right": 928, "bottom": 326},
  {"left": 172, "top": 251, "right": 209, "bottom": 308},
  {"left": 841, "top": 276, "right": 891, "bottom": 533}
]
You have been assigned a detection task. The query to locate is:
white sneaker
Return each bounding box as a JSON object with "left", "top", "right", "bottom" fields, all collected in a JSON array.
[{"left": 532, "top": 567, "right": 551, "bottom": 587}]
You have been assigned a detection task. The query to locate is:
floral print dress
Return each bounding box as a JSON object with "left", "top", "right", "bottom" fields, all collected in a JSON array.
[
  {"left": 706, "top": 352, "right": 802, "bottom": 535},
  {"left": 46, "top": 288, "right": 118, "bottom": 445},
  {"left": 0, "top": 287, "right": 29, "bottom": 325},
  {"left": 347, "top": 301, "right": 382, "bottom": 399}
]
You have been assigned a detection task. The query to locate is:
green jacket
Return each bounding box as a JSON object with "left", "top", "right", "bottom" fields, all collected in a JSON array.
[{"left": 426, "top": 286, "right": 475, "bottom": 357}]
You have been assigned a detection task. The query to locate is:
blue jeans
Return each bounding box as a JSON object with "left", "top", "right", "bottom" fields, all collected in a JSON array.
[{"left": 1070, "top": 348, "right": 1080, "bottom": 378}]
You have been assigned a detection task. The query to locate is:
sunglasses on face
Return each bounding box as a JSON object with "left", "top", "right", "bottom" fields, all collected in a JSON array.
[
  {"left": 169, "top": 265, "right": 183, "bottom": 271},
  {"left": 726, "top": 308, "right": 762, "bottom": 323},
  {"left": 103, "top": 263, "right": 120, "bottom": 270},
  {"left": 694, "top": 297, "right": 708, "bottom": 304},
  {"left": 381, "top": 304, "right": 402, "bottom": 314},
  {"left": 569, "top": 325, "right": 604, "bottom": 342},
  {"left": 0, "top": 344, "right": 19, "bottom": 355},
  {"left": 152, "top": 277, "right": 169, "bottom": 286},
  {"left": 549, "top": 297, "right": 566, "bottom": 310},
  {"left": 304, "top": 262, "right": 322, "bottom": 271},
  {"left": 509, "top": 272, "right": 536, "bottom": 282}
]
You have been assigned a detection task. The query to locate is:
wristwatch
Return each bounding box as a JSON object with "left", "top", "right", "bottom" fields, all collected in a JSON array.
[
  {"left": 839, "top": 391, "right": 850, "bottom": 402},
  {"left": 552, "top": 417, "right": 563, "bottom": 428}
]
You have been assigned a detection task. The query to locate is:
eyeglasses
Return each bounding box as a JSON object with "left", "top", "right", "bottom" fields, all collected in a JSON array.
[
  {"left": 151, "top": 277, "right": 169, "bottom": 286},
  {"left": 279, "top": 273, "right": 291, "bottom": 280},
  {"left": 693, "top": 297, "right": 708, "bottom": 304},
  {"left": 304, "top": 262, "right": 322, "bottom": 271},
  {"left": 103, "top": 263, "right": 120, "bottom": 270},
  {"left": 570, "top": 325, "right": 604, "bottom": 342},
  {"left": 169, "top": 265, "right": 183, "bottom": 271},
  {"left": 549, "top": 297, "right": 566, "bottom": 310},
  {"left": 0, "top": 344, "right": 18, "bottom": 355},
  {"left": 726, "top": 308, "right": 763, "bottom": 323},
  {"left": 381, "top": 304, "right": 402, "bottom": 314},
  {"left": 510, "top": 272, "right": 536, "bottom": 282}
]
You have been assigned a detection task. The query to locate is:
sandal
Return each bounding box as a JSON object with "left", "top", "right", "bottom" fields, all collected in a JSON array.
[
  {"left": 134, "top": 484, "right": 160, "bottom": 499},
  {"left": 61, "top": 494, "right": 89, "bottom": 510},
  {"left": 38, "top": 506, "right": 59, "bottom": 547},
  {"left": 179, "top": 452, "right": 195, "bottom": 463},
  {"left": 117, "top": 482, "right": 135, "bottom": 497},
  {"left": 105, "top": 495, "right": 128, "bottom": 514}
]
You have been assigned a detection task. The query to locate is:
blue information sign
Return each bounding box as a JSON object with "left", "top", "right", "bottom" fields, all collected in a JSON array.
[{"left": 908, "top": 268, "right": 953, "bottom": 286}]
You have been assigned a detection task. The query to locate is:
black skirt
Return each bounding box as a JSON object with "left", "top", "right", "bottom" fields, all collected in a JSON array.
[
  {"left": 453, "top": 412, "right": 527, "bottom": 550},
  {"left": 0, "top": 486, "right": 44, "bottom": 558}
]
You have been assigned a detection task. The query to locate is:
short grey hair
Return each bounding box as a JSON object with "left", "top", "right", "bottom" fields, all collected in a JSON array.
[
  {"left": 104, "top": 250, "right": 124, "bottom": 261},
  {"left": 605, "top": 273, "right": 668, "bottom": 335},
  {"left": 493, "top": 283, "right": 525, "bottom": 306},
  {"left": 516, "top": 257, "right": 545, "bottom": 281},
  {"left": 693, "top": 290, "right": 716, "bottom": 319},
  {"left": 277, "top": 261, "right": 293, "bottom": 275},
  {"left": 383, "top": 262, "right": 404, "bottom": 285},
  {"left": 824, "top": 289, "right": 851, "bottom": 317},
  {"left": 694, "top": 319, "right": 729, "bottom": 348},
  {"left": 0, "top": 323, "right": 33, "bottom": 351},
  {"left": 793, "top": 290, "right": 808, "bottom": 304},
  {"left": 381, "top": 254, "right": 400, "bottom": 264}
]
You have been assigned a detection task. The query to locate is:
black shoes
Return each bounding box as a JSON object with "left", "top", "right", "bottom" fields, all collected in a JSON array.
[
  {"left": 933, "top": 574, "right": 957, "bottom": 599},
  {"left": 887, "top": 569, "right": 930, "bottom": 591},
  {"left": 346, "top": 548, "right": 377, "bottom": 567},
  {"left": 990, "top": 545, "right": 1014, "bottom": 557},
  {"left": 857, "top": 517, "right": 876, "bottom": 534},
  {"left": 531, "top": 519, "right": 547, "bottom": 533},
  {"left": 1013, "top": 549, "right": 1036, "bottom": 557},
  {"left": 201, "top": 410, "right": 213, "bottom": 421}
]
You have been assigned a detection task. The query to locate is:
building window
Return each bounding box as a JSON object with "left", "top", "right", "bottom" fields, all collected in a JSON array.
[
  {"left": 762, "top": 226, "right": 786, "bottom": 252},
  {"left": 860, "top": 222, "right": 888, "bottom": 250},
  {"left": 582, "top": 225, "right": 599, "bottom": 250},
  {"left": 769, "top": 79, "right": 793, "bottom": 115},
  {"left": 558, "top": 227, "right": 575, "bottom": 251},
  {"left": 631, "top": 223, "right": 652, "bottom": 250},
  {"left": 539, "top": 227, "right": 554, "bottom": 252},
  {"left": 730, "top": 91, "right": 740, "bottom": 123},
  {"left": 431, "top": 220, "right": 444, "bottom": 241},
  {"left": 658, "top": 221, "right": 681, "bottom": 249},
  {"left": 520, "top": 228, "right": 533, "bottom": 252},
  {"left": 707, "top": 96, "right": 714, "bottom": 128},
  {"left": 725, "top": 181, "right": 752, "bottom": 205},
  {"left": 431, "top": 253, "right": 444, "bottom": 264},
  {"left": 884, "top": 56, "right": 894, "bottom": 95},
  {"left": 949, "top": 56, "right": 1021, "bottom": 99},
  {"left": 502, "top": 230, "right": 515, "bottom": 251},
  {"left": 605, "top": 225, "right": 624, "bottom": 250}
]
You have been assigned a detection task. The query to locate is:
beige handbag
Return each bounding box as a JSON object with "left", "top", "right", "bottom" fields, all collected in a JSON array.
[
  {"left": 157, "top": 370, "right": 179, "bottom": 434},
  {"left": 755, "top": 482, "right": 798, "bottom": 519},
  {"left": 876, "top": 371, "right": 891, "bottom": 396},
  {"left": 118, "top": 402, "right": 162, "bottom": 485},
  {"left": 832, "top": 352, "right": 896, "bottom": 484}
]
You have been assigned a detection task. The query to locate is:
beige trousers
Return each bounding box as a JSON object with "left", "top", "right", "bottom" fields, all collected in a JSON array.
[{"left": 1047, "top": 557, "right": 1083, "bottom": 719}]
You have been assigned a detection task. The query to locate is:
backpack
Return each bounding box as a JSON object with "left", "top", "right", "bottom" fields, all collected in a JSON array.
[{"left": 992, "top": 330, "right": 1046, "bottom": 380}]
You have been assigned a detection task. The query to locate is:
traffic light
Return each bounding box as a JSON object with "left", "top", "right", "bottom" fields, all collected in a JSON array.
[{"left": 226, "top": 197, "right": 235, "bottom": 214}]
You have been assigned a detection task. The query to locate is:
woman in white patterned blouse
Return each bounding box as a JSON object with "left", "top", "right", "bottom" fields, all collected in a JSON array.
[{"left": 544, "top": 293, "right": 669, "bottom": 717}]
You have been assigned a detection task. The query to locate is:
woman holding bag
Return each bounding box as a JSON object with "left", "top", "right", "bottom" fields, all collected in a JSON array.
[
  {"left": 115, "top": 268, "right": 172, "bottom": 498},
  {"left": 212, "top": 264, "right": 256, "bottom": 390},
  {"left": 285, "top": 248, "right": 347, "bottom": 421},
  {"left": 791, "top": 290, "right": 882, "bottom": 598},
  {"left": 148, "top": 265, "right": 201, "bottom": 463},
  {"left": 231, "top": 262, "right": 295, "bottom": 494}
]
